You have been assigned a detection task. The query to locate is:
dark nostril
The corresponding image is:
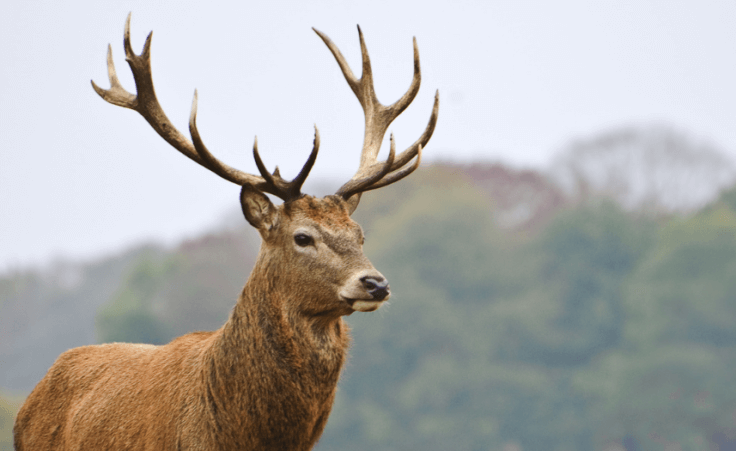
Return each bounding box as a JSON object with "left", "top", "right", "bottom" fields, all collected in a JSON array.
[
  {"left": 360, "top": 276, "right": 389, "bottom": 300},
  {"left": 360, "top": 276, "right": 387, "bottom": 289}
]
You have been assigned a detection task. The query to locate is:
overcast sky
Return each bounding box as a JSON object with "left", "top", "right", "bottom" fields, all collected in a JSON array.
[{"left": 1, "top": 0, "right": 735, "bottom": 273}]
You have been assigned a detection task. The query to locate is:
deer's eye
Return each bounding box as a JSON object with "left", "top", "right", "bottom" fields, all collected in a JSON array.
[{"left": 294, "top": 233, "right": 314, "bottom": 247}]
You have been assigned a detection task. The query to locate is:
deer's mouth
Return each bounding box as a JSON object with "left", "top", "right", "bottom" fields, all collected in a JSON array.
[{"left": 343, "top": 297, "right": 385, "bottom": 312}]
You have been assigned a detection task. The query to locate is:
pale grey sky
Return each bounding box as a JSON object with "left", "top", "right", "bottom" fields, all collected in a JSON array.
[{"left": 2, "top": 0, "right": 735, "bottom": 272}]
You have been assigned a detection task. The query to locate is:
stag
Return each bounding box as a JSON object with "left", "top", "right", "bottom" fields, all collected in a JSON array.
[{"left": 14, "top": 14, "right": 438, "bottom": 451}]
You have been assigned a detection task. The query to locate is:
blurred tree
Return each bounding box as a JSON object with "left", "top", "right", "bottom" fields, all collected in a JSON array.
[
  {"left": 94, "top": 228, "right": 259, "bottom": 344},
  {"left": 718, "top": 184, "right": 736, "bottom": 212},
  {"left": 551, "top": 126, "right": 735, "bottom": 215},
  {"left": 0, "top": 392, "right": 23, "bottom": 451},
  {"left": 495, "top": 201, "right": 654, "bottom": 366},
  {"left": 572, "top": 202, "right": 736, "bottom": 450},
  {"left": 460, "top": 163, "right": 568, "bottom": 230},
  {"left": 574, "top": 344, "right": 736, "bottom": 451},
  {"left": 155, "top": 229, "right": 259, "bottom": 337},
  {"left": 96, "top": 257, "right": 174, "bottom": 344},
  {"left": 626, "top": 205, "right": 736, "bottom": 348}
]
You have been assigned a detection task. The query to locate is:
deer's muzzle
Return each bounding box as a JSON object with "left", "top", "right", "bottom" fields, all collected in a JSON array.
[{"left": 340, "top": 271, "right": 390, "bottom": 312}]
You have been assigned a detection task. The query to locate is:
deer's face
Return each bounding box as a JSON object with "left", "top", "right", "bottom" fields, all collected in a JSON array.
[{"left": 242, "top": 188, "right": 389, "bottom": 316}]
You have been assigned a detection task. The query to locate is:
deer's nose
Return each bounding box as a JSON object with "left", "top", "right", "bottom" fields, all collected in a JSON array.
[{"left": 360, "top": 276, "right": 390, "bottom": 301}]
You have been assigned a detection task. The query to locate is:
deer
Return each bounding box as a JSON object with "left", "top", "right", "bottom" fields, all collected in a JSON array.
[{"left": 14, "top": 14, "right": 438, "bottom": 451}]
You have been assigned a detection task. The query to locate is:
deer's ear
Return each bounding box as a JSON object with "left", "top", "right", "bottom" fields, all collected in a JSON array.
[{"left": 240, "top": 184, "right": 277, "bottom": 231}]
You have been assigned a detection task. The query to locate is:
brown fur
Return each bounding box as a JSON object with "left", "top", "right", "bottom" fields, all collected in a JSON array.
[{"left": 14, "top": 194, "right": 385, "bottom": 450}]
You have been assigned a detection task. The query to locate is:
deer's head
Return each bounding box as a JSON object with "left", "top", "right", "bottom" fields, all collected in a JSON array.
[{"left": 92, "top": 15, "right": 438, "bottom": 316}]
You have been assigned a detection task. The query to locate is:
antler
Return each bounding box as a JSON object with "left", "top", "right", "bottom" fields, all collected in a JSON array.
[
  {"left": 313, "top": 26, "right": 439, "bottom": 201},
  {"left": 91, "top": 13, "right": 318, "bottom": 201}
]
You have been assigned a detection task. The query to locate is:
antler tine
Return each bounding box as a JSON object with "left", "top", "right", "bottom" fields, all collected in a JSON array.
[
  {"left": 337, "top": 139, "right": 424, "bottom": 198},
  {"left": 336, "top": 134, "right": 396, "bottom": 199},
  {"left": 315, "top": 26, "right": 438, "bottom": 202},
  {"left": 92, "top": 13, "right": 203, "bottom": 167},
  {"left": 390, "top": 90, "right": 439, "bottom": 170},
  {"left": 312, "top": 28, "right": 360, "bottom": 97},
  {"left": 188, "top": 90, "right": 261, "bottom": 186},
  {"left": 291, "top": 126, "right": 321, "bottom": 192},
  {"left": 252, "top": 137, "right": 276, "bottom": 187},
  {"left": 384, "top": 35, "right": 422, "bottom": 125},
  {"left": 369, "top": 144, "right": 422, "bottom": 191},
  {"left": 91, "top": 45, "right": 135, "bottom": 108},
  {"left": 252, "top": 128, "right": 321, "bottom": 200}
]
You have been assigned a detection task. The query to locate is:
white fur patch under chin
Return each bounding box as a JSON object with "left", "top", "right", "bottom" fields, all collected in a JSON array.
[{"left": 351, "top": 300, "right": 383, "bottom": 312}]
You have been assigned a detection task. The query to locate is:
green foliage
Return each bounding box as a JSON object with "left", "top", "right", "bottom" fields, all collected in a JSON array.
[
  {"left": 94, "top": 229, "right": 258, "bottom": 345},
  {"left": 96, "top": 256, "right": 175, "bottom": 344},
  {"left": 568, "top": 203, "right": 736, "bottom": 450},
  {"left": 0, "top": 392, "right": 23, "bottom": 451},
  {"left": 716, "top": 184, "right": 736, "bottom": 212},
  {"left": 574, "top": 345, "right": 736, "bottom": 450},
  {"left": 500, "top": 201, "right": 655, "bottom": 365},
  {"left": 626, "top": 206, "right": 736, "bottom": 348}
]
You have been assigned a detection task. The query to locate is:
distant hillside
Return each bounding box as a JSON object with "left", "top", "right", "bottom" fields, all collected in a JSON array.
[{"left": 4, "top": 158, "right": 736, "bottom": 451}]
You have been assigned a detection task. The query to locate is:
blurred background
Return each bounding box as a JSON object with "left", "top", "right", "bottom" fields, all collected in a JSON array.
[{"left": 2, "top": 1, "right": 736, "bottom": 450}]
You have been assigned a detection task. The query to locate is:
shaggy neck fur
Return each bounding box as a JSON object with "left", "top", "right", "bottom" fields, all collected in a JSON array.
[{"left": 203, "top": 253, "right": 350, "bottom": 450}]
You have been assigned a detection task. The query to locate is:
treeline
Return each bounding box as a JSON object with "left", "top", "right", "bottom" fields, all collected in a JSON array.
[{"left": 3, "top": 126, "right": 736, "bottom": 450}]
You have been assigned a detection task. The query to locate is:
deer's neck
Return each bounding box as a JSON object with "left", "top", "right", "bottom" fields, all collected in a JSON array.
[{"left": 202, "top": 257, "right": 350, "bottom": 449}]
